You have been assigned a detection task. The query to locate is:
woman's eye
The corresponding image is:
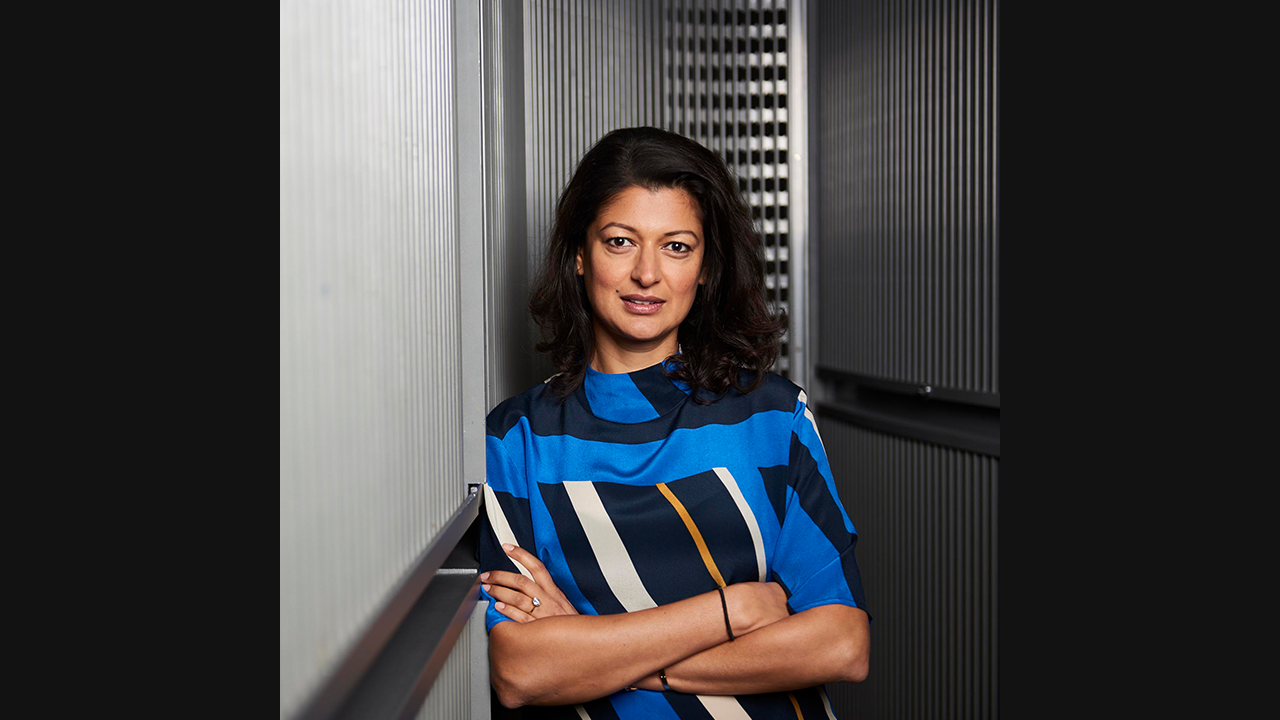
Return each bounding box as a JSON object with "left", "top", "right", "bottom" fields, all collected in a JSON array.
[
  {"left": 605, "top": 237, "right": 632, "bottom": 248},
  {"left": 666, "top": 242, "right": 690, "bottom": 253}
]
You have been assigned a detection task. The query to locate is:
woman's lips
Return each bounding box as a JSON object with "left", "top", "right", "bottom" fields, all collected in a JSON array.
[{"left": 621, "top": 296, "right": 665, "bottom": 314}]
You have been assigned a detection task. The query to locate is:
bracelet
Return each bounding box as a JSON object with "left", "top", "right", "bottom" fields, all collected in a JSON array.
[
  {"left": 717, "top": 586, "right": 734, "bottom": 641},
  {"left": 660, "top": 668, "right": 672, "bottom": 692}
]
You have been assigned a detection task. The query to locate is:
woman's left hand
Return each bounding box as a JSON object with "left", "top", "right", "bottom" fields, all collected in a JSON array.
[{"left": 483, "top": 543, "right": 580, "bottom": 622}]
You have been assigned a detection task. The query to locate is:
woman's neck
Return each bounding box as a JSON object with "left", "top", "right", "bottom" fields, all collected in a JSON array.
[{"left": 589, "top": 330, "right": 679, "bottom": 375}]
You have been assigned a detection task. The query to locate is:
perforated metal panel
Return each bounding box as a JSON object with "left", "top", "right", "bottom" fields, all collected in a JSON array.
[
  {"left": 814, "top": 0, "right": 998, "bottom": 397},
  {"left": 279, "top": 0, "right": 466, "bottom": 716},
  {"left": 661, "top": 0, "right": 800, "bottom": 378}
]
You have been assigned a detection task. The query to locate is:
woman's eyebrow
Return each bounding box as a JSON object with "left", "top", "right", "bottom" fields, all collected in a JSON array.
[
  {"left": 662, "top": 230, "right": 700, "bottom": 240},
  {"left": 600, "top": 222, "right": 700, "bottom": 241}
]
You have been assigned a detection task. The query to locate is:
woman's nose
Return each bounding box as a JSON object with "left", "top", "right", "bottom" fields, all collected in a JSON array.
[{"left": 631, "top": 246, "right": 661, "bottom": 286}]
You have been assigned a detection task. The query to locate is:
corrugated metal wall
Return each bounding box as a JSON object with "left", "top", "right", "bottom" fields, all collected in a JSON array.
[
  {"left": 484, "top": 0, "right": 535, "bottom": 406},
  {"left": 522, "top": 0, "right": 666, "bottom": 267},
  {"left": 521, "top": 0, "right": 665, "bottom": 381},
  {"left": 810, "top": 0, "right": 999, "bottom": 717},
  {"left": 820, "top": 421, "right": 997, "bottom": 719},
  {"left": 814, "top": 0, "right": 998, "bottom": 397},
  {"left": 415, "top": 614, "right": 472, "bottom": 720},
  {"left": 522, "top": 0, "right": 667, "bottom": 379},
  {"left": 280, "top": 0, "right": 509, "bottom": 717}
]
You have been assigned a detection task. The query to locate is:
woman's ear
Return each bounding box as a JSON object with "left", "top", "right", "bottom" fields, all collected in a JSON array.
[{"left": 576, "top": 246, "right": 584, "bottom": 276}]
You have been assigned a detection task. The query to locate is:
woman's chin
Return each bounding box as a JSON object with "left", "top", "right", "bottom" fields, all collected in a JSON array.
[{"left": 602, "top": 323, "right": 677, "bottom": 349}]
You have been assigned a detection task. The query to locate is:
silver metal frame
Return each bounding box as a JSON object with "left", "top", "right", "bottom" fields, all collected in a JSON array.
[
  {"left": 788, "top": 0, "right": 811, "bottom": 394},
  {"left": 457, "top": 0, "right": 488, "bottom": 497},
  {"left": 456, "top": 2, "right": 492, "bottom": 715}
]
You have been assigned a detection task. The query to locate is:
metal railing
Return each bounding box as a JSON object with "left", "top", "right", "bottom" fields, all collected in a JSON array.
[
  {"left": 290, "top": 487, "right": 483, "bottom": 720},
  {"left": 816, "top": 367, "right": 999, "bottom": 458}
]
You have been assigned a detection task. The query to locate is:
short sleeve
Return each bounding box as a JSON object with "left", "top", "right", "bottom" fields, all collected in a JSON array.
[
  {"left": 768, "top": 391, "right": 870, "bottom": 619},
  {"left": 478, "top": 428, "right": 537, "bottom": 633}
]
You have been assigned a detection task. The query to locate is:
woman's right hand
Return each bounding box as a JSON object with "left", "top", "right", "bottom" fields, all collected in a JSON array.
[
  {"left": 484, "top": 544, "right": 580, "bottom": 622},
  {"left": 724, "top": 581, "right": 790, "bottom": 636}
]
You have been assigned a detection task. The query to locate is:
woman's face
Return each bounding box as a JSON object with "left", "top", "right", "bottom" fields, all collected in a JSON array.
[{"left": 577, "top": 185, "right": 706, "bottom": 364}]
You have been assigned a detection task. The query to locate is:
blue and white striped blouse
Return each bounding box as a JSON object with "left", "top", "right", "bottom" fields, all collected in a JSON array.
[{"left": 480, "top": 359, "right": 867, "bottom": 719}]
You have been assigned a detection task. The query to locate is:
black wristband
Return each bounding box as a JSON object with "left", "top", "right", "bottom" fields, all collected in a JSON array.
[
  {"left": 717, "top": 586, "right": 735, "bottom": 641},
  {"left": 660, "top": 668, "right": 671, "bottom": 692}
]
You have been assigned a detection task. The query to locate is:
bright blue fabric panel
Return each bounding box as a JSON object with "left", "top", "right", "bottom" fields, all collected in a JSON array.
[{"left": 583, "top": 365, "right": 662, "bottom": 423}]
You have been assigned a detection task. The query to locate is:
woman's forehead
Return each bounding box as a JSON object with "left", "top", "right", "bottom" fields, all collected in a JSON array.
[{"left": 593, "top": 186, "right": 703, "bottom": 232}]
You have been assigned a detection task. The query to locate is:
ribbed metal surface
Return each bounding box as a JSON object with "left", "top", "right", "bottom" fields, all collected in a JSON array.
[
  {"left": 523, "top": 0, "right": 665, "bottom": 280},
  {"left": 414, "top": 614, "right": 473, "bottom": 720},
  {"left": 820, "top": 417, "right": 998, "bottom": 719},
  {"left": 662, "top": 0, "right": 797, "bottom": 377},
  {"left": 813, "top": 0, "right": 998, "bottom": 397},
  {"left": 484, "top": 0, "right": 535, "bottom": 406},
  {"left": 279, "top": 1, "right": 465, "bottom": 717},
  {"left": 523, "top": 0, "right": 665, "bottom": 380}
]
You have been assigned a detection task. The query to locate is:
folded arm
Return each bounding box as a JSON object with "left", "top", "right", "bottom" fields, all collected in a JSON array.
[
  {"left": 486, "top": 546, "right": 790, "bottom": 708},
  {"left": 632, "top": 603, "right": 869, "bottom": 694}
]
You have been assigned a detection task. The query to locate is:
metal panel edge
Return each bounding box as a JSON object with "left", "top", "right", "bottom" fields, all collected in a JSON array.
[
  {"left": 289, "top": 490, "right": 481, "bottom": 720},
  {"left": 817, "top": 365, "right": 1001, "bottom": 408},
  {"left": 789, "top": 0, "right": 812, "bottom": 394},
  {"left": 456, "top": 0, "right": 488, "bottom": 494},
  {"left": 815, "top": 400, "right": 999, "bottom": 458}
]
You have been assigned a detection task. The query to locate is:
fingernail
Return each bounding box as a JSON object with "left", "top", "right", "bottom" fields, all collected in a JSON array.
[
  {"left": 496, "top": 602, "right": 505, "bottom": 610},
  {"left": 502, "top": 543, "right": 514, "bottom": 551},
  {"left": 482, "top": 584, "right": 491, "bottom": 592},
  {"left": 480, "top": 572, "right": 489, "bottom": 580}
]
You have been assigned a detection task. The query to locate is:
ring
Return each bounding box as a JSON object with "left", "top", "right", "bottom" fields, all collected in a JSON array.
[{"left": 531, "top": 596, "right": 541, "bottom": 608}]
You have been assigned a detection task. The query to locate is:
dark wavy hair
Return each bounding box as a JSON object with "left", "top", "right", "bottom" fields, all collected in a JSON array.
[{"left": 529, "top": 126, "right": 785, "bottom": 404}]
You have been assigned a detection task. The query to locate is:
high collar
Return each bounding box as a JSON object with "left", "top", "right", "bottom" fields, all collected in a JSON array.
[{"left": 577, "top": 359, "right": 691, "bottom": 424}]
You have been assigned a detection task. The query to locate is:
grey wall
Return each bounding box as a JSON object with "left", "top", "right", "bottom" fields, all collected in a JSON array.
[
  {"left": 814, "top": 0, "right": 997, "bottom": 398},
  {"left": 810, "top": 0, "right": 999, "bottom": 717},
  {"left": 280, "top": 0, "right": 528, "bottom": 718},
  {"left": 521, "top": 0, "right": 667, "bottom": 381},
  {"left": 484, "top": 0, "right": 535, "bottom": 406},
  {"left": 279, "top": 0, "right": 466, "bottom": 715},
  {"left": 822, "top": 421, "right": 997, "bottom": 719}
]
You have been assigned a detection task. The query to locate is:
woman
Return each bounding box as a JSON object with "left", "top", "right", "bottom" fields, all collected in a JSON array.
[{"left": 479, "top": 127, "right": 869, "bottom": 719}]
